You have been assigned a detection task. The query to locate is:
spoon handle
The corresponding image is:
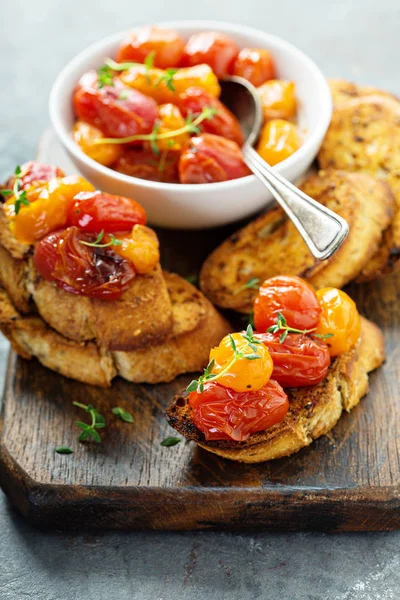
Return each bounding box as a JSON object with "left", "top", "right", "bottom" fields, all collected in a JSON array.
[{"left": 242, "top": 145, "right": 349, "bottom": 260}]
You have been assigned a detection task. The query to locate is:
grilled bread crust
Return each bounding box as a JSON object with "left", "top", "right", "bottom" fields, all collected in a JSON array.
[
  {"left": 200, "top": 170, "right": 393, "bottom": 312},
  {"left": 166, "top": 318, "right": 385, "bottom": 463},
  {"left": 0, "top": 273, "right": 231, "bottom": 387}
]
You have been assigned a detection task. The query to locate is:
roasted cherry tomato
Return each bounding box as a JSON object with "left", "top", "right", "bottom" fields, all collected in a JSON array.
[
  {"left": 256, "top": 332, "right": 331, "bottom": 387},
  {"left": 231, "top": 48, "right": 276, "bottom": 87},
  {"left": 33, "top": 226, "right": 136, "bottom": 300},
  {"left": 72, "top": 120, "right": 123, "bottom": 166},
  {"left": 315, "top": 288, "right": 361, "bottom": 357},
  {"left": 178, "top": 87, "right": 244, "bottom": 146},
  {"left": 254, "top": 275, "right": 321, "bottom": 332},
  {"left": 208, "top": 331, "right": 273, "bottom": 392},
  {"left": 6, "top": 161, "right": 65, "bottom": 191},
  {"left": 68, "top": 191, "right": 146, "bottom": 233},
  {"left": 73, "top": 71, "right": 158, "bottom": 139},
  {"left": 114, "top": 148, "right": 180, "bottom": 183},
  {"left": 113, "top": 225, "right": 160, "bottom": 274},
  {"left": 258, "top": 80, "right": 297, "bottom": 121},
  {"left": 188, "top": 379, "right": 289, "bottom": 441},
  {"left": 146, "top": 103, "right": 189, "bottom": 152},
  {"left": 116, "top": 26, "right": 185, "bottom": 69},
  {"left": 120, "top": 64, "right": 220, "bottom": 105},
  {"left": 10, "top": 176, "right": 95, "bottom": 244},
  {"left": 256, "top": 119, "right": 301, "bottom": 166},
  {"left": 181, "top": 32, "right": 239, "bottom": 79},
  {"left": 179, "top": 134, "right": 250, "bottom": 184}
]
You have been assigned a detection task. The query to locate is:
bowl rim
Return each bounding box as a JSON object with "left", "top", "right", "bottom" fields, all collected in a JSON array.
[{"left": 49, "top": 19, "right": 332, "bottom": 193}]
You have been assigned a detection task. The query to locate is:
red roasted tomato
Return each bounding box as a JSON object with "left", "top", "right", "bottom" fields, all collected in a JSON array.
[
  {"left": 33, "top": 227, "right": 136, "bottom": 300},
  {"left": 188, "top": 379, "right": 289, "bottom": 442},
  {"left": 73, "top": 71, "right": 158, "bottom": 139},
  {"left": 254, "top": 275, "right": 321, "bottom": 332},
  {"left": 181, "top": 32, "right": 239, "bottom": 78},
  {"left": 256, "top": 332, "right": 331, "bottom": 387},
  {"left": 178, "top": 86, "right": 244, "bottom": 146},
  {"left": 116, "top": 26, "right": 185, "bottom": 68},
  {"left": 7, "top": 161, "right": 65, "bottom": 190},
  {"left": 231, "top": 48, "right": 276, "bottom": 87},
  {"left": 113, "top": 148, "right": 180, "bottom": 183},
  {"left": 179, "top": 133, "right": 250, "bottom": 184},
  {"left": 68, "top": 191, "right": 147, "bottom": 233}
]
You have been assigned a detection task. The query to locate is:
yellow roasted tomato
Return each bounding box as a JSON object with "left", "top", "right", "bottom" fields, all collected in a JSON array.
[
  {"left": 256, "top": 119, "right": 301, "bottom": 166},
  {"left": 119, "top": 63, "right": 220, "bottom": 104},
  {"left": 258, "top": 80, "right": 297, "bottom": 121},
  {"left": 149, "top": 104, "right": 189, "bottom": 151},
  {"left": 208, "top": 332, "right": 273, "bottom": 392},
  {"left": 9, "top": 176, "right": 95, "bottom": 244},
  {"left": 72, "top": 120, "right": 123, "bottom": 166},
  {"left": 315, "top": 288, "right": 361, "bottom": 357},
  {"left": 114, "top": 224, "right": 160, "bottom": 274}
]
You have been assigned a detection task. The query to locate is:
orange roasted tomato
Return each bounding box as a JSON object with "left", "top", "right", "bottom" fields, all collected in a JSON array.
[
  {"left": 256, "top": 332, "right": 331, "bottom": 387},
  {"left": 258, "top": 80, "right": 297, "bottom": 121},
  {"left": 6, "top": 161, "right": 65, "bottom": 190},
  {"left": 208, "top": 332, "right": 273, "bottom": 392},
  {"left": 114, "top": 148, "right": 180, "bottom": 183},
  {"left": 146, "top": 103, "right": 189, "bottom": 152},
  {"left": 33, "top": 226, "right": 136, "bottom": 300},
  {"left": 188, "top": 379, "right": 289, "bottom": 441},
  {"left": 8, "top": 175, "right": 95, "bottom": 244},
  {"left": 116, "top": 26, "right": 185, "bottom": 69},
  {"left": 315, "top": 288, "right": 361, "bottom": 357},
  {"left": 73, "top": 71, "right": 158, "bottom": 139},
  {"left": 181, "top": 31, "right": 239, "bottom": 79},
  {"left": 178, "top": 86, "right": 244, "bottom": 146},
  {"left": 120, "top": 64, "right": 220, "bottom": 105},
  {"left": 256, "top": 119, "right": 301, "bottom": 166},
  {"left": 72, "top": 120, "right": 123, "bottom": 166},
  {"left": 254, "top": 275, "right": 321, "bottom": 332},
  {"left": 231, "top": 48, "right": 276, "bottom": 87},
  {"left": 179, "top": 134, "right": 250, "bottom": 184},
  {"left": 67, "top": 191, "right": 146, "bottom": 233},
  {"left": 113, "top": 225, "right": 160, "bottom": 274}
]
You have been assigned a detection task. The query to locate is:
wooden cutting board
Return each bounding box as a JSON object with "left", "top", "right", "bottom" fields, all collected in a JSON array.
[{"left": 0, "top": 220, "right": 399, "bottom": 532}]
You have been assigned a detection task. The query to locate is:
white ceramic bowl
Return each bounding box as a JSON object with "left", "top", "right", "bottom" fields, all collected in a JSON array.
[{"left": 49, "top": 20, "right": 332, "bottom": 229}]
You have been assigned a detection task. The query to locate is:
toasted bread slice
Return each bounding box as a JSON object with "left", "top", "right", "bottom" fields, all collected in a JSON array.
[
  {"left": 318, "top": 89, "right": 400, "bottom": 278},
  {"left": 166, "top": 317, "right": 385, "bottom": 463},
  {"left": 200, "top": 170, "right": 393, "bottom": 312},
  {"left": 0, "top": 273, "right": 231, "bottom": 386},
  {"left": 328, "top": 79, "right": 399, "bottom": 107}
]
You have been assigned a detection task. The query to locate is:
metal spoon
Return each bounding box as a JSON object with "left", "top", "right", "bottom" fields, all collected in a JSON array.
[{"left": 220, "top": 77, "right": 348, "bottom": 260}]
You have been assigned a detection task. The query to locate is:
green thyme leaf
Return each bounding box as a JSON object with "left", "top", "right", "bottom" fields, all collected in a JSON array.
[
  {"left": 112, "top": 407, "right": 134, "bottom": 423},
  {"left": 55, "top": 447, "right": 73, "bottom": 454},
  {"left": 186, "top": 380, "right": 198, "bottom": 393},
  {"left": 161, "top": 436, "right": 181, "bottom": 447}
]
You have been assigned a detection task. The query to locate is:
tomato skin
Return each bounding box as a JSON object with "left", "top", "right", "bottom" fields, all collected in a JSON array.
[
  {"left": 116, "top": 26, "right": 185, "bottom": 69},
  {"left": 72, "top": 120, "right": 123, "bottom": 166},
  {"left": 256, "top": 332, "right": 331, "bottom": 387},
  {"left": 73, "top": 71, "right": 158, "bottom": 139},
  {"left": 67, "top": 191, "right": 146, "bottom": 233},
  {"left": 178, "top": 86, "right": 244, "bottom": 146},
  {"left": 232, "top": 48, "right": 276, "bottom": 87},
  {"left": 179, "top": 134, "right": 250, "bottom": 184},
  {"left": 256, "top": 119, "right": 301, "bottom": 166},
  {"left": 181, "top": 32, "right": 239, "bottom": 78},
  {"left": 113, "top": 148, "right": 180, "bottom": 183},
  {"left": 33, "top": 227, "right": 136, "bottom": 300},
  {"left": 7, "top": 161, "right": 64, "bottom": 190},
  {"left": 113, "top": 225, "right": 160, "bottom": 274},
  {"left": 254, "top": 275, "right": 321, "bottom": 332},
  {"left": 315, "top": 288, "right": 361, "bottom": 357},
  {"left": 188, "top": 379, "right": 289, "bottom": 441},
  {"left": 208, "top": 331, "right": 273, "bottom": 392},
  {"left": 258, "top": 80, "right": 297, "bottom": 121}
]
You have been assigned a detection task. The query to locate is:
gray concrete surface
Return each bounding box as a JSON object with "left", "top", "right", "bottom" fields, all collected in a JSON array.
[{"left": 1, "top": 0, "right": 400, "bottom": 598}]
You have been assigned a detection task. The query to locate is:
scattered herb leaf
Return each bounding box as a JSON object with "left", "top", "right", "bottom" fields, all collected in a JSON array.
[
  {"left": 55, "top": 446, "right": 73, "bottom": 454},
  {"left": 161, "top": 436, "right": 181, "bottom": 447},
  {"left": 185, "top": 274, "right": 198, "bottom": 285},
  {"left": 73, "top": 401, "right": 106, "bottom": 443},
  {"left": 235, "top": 277, "right": 260, "bottom": 294},
  {"left": 112, "top": 407, "right": 134, "bottom": 423}
]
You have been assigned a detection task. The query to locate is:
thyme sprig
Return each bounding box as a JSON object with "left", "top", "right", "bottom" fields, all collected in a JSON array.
[
  {"left": 94, "top": 106, "right": 217, "bottom": 146},
  {"left": 80, "top": 229, "right": 123, "bottom": 248},
  {"left": 267, "top": 312, "right": 333, "bottom": 343},
  {"left": 97, "top": 52, "right": 156, "bottom": 89},
  {"left": 0, "top": 165, "right": 30, "bottom": 215},
  {"left": 73, "top": 401, "right": 106, "bottom": 443},
  {"left": 235, "top": 277, "right": 260, "bottom": 295},
  {"left": 186, "top": 325, "right": 262, "bottom": 394},
  {"left": 156, "top": 68, "right": 179, "bottom": 91}
]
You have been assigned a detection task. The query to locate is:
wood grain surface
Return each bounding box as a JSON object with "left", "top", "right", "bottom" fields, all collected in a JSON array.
[{"left": 0, "top": 225, "right": 399, "bottom": 531}]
